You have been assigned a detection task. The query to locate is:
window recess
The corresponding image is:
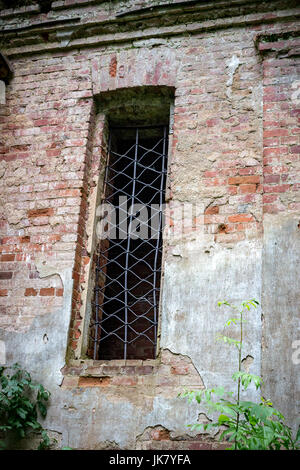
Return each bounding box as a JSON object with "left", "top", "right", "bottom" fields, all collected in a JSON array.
[{"left": 90, "top": 124, "right": 169, "bottom": 360}]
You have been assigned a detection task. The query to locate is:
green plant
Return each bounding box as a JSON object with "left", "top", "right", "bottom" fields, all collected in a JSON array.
[
  {"left": 180, "top": 299, "right": 300, "bottom": 450},
  {"left": 0, "top": 363, "right": 51, "bottom": 450}
]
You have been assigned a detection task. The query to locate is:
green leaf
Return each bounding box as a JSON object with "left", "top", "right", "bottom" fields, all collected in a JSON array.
[
  {"left": 225, "top": 318, "right": 240, "bottom": 327},
  {"left": 218, "top": 414, "right": 230, "bottom": 424},
  {"left": 218, "top": 301, "right": 231, "bottom": 307},
  {"left": 213, "top": 386, "right": 226, "bottom": 397},
  {"left": 0, "top": 363, "right": 50, "bottom": 446},
  {"left": 27, "top": 421, "right": 41, "bottom": 429},
  {"left": 216, "top": 335, "right": 241, "bottom": 349},
  {"left": 38, "top": 402, "right": 47, "bottom": 418},
  {"left": 178, "top": 298, "right": 298, "bottom": 451},
  {"left": 16, "top": 408, "right": 28, "bottom": 419},
  {"left": 232, "top": 372, "right": 263, "bottom": 390},
  {"left": 295, "top": 425, "right": 300, "bottom": 444}
]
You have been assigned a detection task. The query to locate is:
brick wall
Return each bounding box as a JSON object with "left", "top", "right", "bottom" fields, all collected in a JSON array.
[
  {"left": 0, "top": 50, "right": 94, "bottom": 331},
  {"left": 257, "top": 35, "right": 300, "bottom": 215},
  {"left": 1, "top": 2, "right": 298, "bottom": 336}
]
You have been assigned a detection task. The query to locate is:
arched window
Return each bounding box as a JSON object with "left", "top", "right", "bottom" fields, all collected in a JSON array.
[{"left": 88, "top": 87, "right": 173, "bottom": 360}]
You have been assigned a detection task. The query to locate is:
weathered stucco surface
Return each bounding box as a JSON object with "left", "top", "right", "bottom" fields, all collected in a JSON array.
[
  {"left": 1, "top": 261, "right": 73, "bottom": 388},
  {"left": 262, "top": 213, "right": 300, "bottom": 429},
  {"left": 161, "top": 238, "right": 262, "bottom": 399}
]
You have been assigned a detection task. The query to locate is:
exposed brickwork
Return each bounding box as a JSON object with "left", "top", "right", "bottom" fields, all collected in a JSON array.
[
  {"left": 136, "top": 425, "right": 229, "bottom": 450},
  {"left": 68, "top": 113, "right": 108, "bottom": 358},
  {"left": 1, "top": 11, "right": 298, "bottom": 335},
  {"left": 0, "top": 47, "right": 94, "bottom": 330},
  {"left": 256, "top": 34, "right": 300, "bottom": 215},
  {"left": 62, "top": 349, "right": 204, "bottom": 391}
]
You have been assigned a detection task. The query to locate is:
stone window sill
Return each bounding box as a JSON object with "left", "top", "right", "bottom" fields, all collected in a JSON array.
[
  {"left": 60, "top": 353, "right": 205, "bottom": 390},
  {"left": 61, "top": 358, "right": 161, "bottom": 388}
]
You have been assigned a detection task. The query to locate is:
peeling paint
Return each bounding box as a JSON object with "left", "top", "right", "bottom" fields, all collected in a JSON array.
[{"left": 242, "top": 355, "right": 254, "bottom": 373}]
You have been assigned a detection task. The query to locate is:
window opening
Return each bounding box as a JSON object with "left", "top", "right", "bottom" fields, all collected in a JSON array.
[{"left": 90, "top": 125, "right": 169, "bottom": 360}]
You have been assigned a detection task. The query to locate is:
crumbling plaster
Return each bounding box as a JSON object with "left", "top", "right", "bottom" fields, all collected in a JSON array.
[
  {"left": 1, "top": 260, "right": 73, "bottom": 388},
  {"left": 160, "top": 237, "right": 262, "bottom": 400},
  {"left": 262, "top": 213, "right": 300, "bottom": 430}
]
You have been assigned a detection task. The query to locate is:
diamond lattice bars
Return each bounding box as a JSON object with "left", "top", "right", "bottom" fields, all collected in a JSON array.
[{"left": 90, "top": 126, "right": 168, "bottom": 360}]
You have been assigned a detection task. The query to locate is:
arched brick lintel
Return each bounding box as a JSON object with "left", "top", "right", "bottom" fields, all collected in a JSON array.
[{"left": 91, "top": 47, "right": 178, "bottom": 96}]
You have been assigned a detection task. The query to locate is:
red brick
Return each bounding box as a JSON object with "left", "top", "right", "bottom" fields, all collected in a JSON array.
[
  {"left": 263, "top": 147, "right": 288, "bottom": 157},
  {"left": 204, "top": 214, "right": 226, "bottom": 224},
  {"left": 136, "top": 366, "right": 154, "bottom": 375},
  {"left": 189, "top": 442, "right": 212, "bottom": 450},
  {"left": 228, "top": 176, "right": 260, "bottom": 185},
  {"left": 110, "top": 376, "right": 138, "bottom": 386},
  {"left": 239, "top": 184, "right": 257, "bottom": 193},
  {"left": 62, "top": 376, "right": 79, "bottom": 388},
  {"left": 228, "top": 186, "right": 238, "bottom": 195},
  {"left": 0, "top": 272, "right": 13, "bottom": 280},
  {"left": 204, "top": 171, "right": 218, "bottom": 178},
  {"left": 25, "top": 288, "right": 38, "bottom": 296},
  {"left": 239, "top": 167, "right": 260, "bottom": 175},
  {"left": 151, "top": 429, "right": 170, "bottom": 441},
  {"left": 1, "top": 254, "right": 15, "bottom": 261},
  {"left": 263, "top": 194, "right": 278, "bottom": 203},
  {"left": 171, "top": 365, "right": 189, "bottom": 375},
  {"left": 121, "top": 366, "right": 136, "bottom": 375},
  {"left": 263, "top": 184, "right": 290, "bottom": 193},
  {"left": 0, "top": 13, "right": 298, "bottom": 443},
  {"left": 27, "top": 208, "right": 54, "bottom": 218},
  {"left": 102, "top": 366, "right": 121, "bottom": 375},
  {"left": 78, "top": 377, "right": 111, "bottom": 387},
  {"left": 263, "top": 129, "right": 288, "bottom": 138},
  {"left": 46, "top": 149, "right": 61, "bottom": 157},
  {"left": 109, "top": 55, "right": 117, "bottom": 77},
  {"left": 74, "top": 329, "right": 81, "bottom": 339},
  {"left": 0, "top": 289, "right": 8, "bottom": 296},
  {"left": 228, "top": 214, "right": 254, "bottom": 223},
  {"left": 39, "top": 287, "right": 55, "bottom": 296},
  {"left": 263, "top": 204, "right": 281, "bottom": 214},
  {"left": 264, "top": 175, "right": 280, "bottom": 183},
  {"left": 204, "top": 206, "right": 219, "bottom": 215},
  {"left": 290, "top": 145, "right": 300, "bottom": 154}
]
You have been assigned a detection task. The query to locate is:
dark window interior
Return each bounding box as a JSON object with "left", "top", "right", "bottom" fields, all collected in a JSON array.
[{"left": 91, "top": 126, "right": 169, "bottom": 360}]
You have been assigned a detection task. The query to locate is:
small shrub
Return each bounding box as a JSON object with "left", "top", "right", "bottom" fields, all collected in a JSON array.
[
  {"left": 0, "top": 363, "right": 51, "bottom": 450},
  {"left": 179, "top": 299, "right": 300, "bottom": 450}
]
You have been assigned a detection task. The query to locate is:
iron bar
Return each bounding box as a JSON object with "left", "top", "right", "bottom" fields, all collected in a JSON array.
[{"left": 124, "top": 128, "right": 139, "bottom": 360}]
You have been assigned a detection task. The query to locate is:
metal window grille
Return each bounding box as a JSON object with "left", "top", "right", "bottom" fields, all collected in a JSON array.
[{"left": 90, "top": 125, "right": 168, "bottom": 360}]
